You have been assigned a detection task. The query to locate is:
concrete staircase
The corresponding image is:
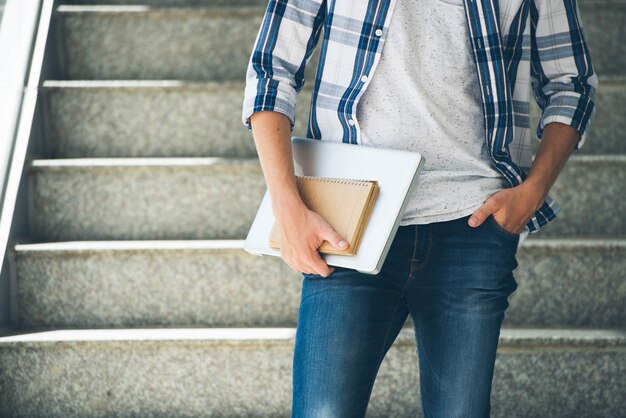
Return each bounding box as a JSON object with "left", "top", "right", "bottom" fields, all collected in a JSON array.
[{"left": 1, "top": 1, "right": 624, "bottom": 416}]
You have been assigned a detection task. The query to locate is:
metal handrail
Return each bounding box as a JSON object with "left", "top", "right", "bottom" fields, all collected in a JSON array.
[{"left": 0, "top": 0, "right": 54, "bottom": 328}]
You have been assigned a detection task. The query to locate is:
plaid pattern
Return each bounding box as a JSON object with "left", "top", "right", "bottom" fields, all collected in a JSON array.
[{"left": 241, "top": 0, "right": 598, "bottom": 234}]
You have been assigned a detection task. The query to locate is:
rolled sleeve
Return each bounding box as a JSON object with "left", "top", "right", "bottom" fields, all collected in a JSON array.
[
  {"left": 530, "top": 0, "right": 599, "bottom": 150},
  {"left": 242, "top": 76, "right": 298, "bottom": 132},
  {"left": 240, "top": 0, "right": 327, "bottom": 133},
  {"left": 536, "top": 88, "right": 597, "bottom": 150}
]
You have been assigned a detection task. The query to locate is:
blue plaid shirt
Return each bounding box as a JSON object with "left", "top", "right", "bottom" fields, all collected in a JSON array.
[{"left": 241, "top": 0, "right": 598, "bottom": 234}]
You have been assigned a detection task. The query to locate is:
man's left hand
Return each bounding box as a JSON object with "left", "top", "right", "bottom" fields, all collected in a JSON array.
[
  {"left": 467, "top": 182, "right": 544, "bottom": 234},
  {"left": 468, "top": 122, "right": 581, "bottom": 234}
]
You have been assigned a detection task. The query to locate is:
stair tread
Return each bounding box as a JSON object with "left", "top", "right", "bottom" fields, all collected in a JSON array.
[
  {"left": 26, "top": 155, "right": 626, "bottom": 166},
  {"left": 12, "top": 238, "right": 626, "bottom": 252},
  {"left": 41, "top": 74, "right": 626, "bottom": 85},
  {"left": 56, "top": 4, "right": 265, "bottom": 13},
  {"left": 1, "top": 327, "right": 624, "bottom": 346},
  {"left": 30, "top": 156, "right": 258, "bottom": 166},
  {"left": 55, "top": 0, "right": 626, "bottom": 12}
]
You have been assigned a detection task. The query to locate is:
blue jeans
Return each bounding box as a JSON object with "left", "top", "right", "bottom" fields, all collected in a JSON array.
[{"left": 292, "top": 213, "right": 520, "bottom": 418}]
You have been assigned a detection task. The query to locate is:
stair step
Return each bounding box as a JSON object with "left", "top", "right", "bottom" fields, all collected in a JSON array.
[
  {"left": 53, "top": 1, "right": 624, "bottom": 80},
  {"left": 13, "top": 240, "right": 301, "bottom": 329},
  {"left": 0, "top": 327, "right": 623, "bottom": 417},
  {"left": 54, "top": 4, "right": 322, "bottom": 81},
  {"left": 28, "top": 155, "right": 626, "bottom": 241},
  {"left": 538, "top": 155, "right": 626, "bottom": 237},
  {"left": 28, "top": 157, "right": 266, "bottom": 240},
  {"left": 12, "top": 239, "right": 626, "bottom": 329},
  {"left": 42, "top": 80, "right": 311, "bottom": 158},
  {"left": 42, "top": 77, "right": 624, "bottom": 158}
]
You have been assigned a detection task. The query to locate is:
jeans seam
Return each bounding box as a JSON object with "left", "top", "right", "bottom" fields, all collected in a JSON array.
[
  {"left": 411, "top": 226, "right": 432, "bottom": 271},
  {"left": 413, "top": 323, "right": 444, "bottom": 387},
  {"left": 370, "top": 297, "right": 405, "bottom": 394},
  {"left": 352, "top": 227, "right": 413, "bottom": 404},
  {"left": 402, "top": 226, "right": 432, "bottom": 294},
  {"left": 407, "top": 225, "right": 420, "bottom": 278}
]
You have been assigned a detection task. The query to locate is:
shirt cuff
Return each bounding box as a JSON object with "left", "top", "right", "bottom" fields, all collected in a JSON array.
[
  {"left": 242, "top": 77, "right": 297, "bottom": 132},
  {"left": 536, "top": 91, "right": 596, "bottom": 150},
  {"left": 517, "top": 224, "right": 531, "bottom": 248}
]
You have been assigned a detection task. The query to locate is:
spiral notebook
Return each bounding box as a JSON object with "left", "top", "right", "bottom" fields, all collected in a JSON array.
[
  {"left": 268, "top": 175, "right": 380, "bottom": 256},
  {"left": 244, "top": 136, "right": 425, "bottom": 275}
]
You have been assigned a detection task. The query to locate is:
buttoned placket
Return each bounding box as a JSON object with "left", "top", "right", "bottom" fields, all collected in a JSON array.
[{"left": 347, "top": 25, "right": 385, "bottom": 133}]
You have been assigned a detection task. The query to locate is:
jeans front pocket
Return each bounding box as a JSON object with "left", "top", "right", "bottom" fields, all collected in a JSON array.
[{"left": 486, "top": 214, "right": 521, "bottom": 241}]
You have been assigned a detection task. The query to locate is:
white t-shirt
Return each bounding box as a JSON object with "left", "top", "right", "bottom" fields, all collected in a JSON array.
[{"left": 355, "top": 0, "right": 529, "bottom": 246}]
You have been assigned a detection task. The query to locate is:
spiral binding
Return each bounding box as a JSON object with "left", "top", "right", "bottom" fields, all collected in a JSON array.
[{"left": 296, "top": 174, "right": 375, "bottom": 186}]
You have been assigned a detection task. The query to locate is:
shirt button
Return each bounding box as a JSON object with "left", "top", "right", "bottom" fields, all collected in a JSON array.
[
  {"left": 348, "top": 119, "right": 356, "bottom": 126},
  {"left": 375, "top": 28, "right": 383, "bottom": 36},
  {"left": 361, "top": 75, "right": 368, "bottom": 82}
]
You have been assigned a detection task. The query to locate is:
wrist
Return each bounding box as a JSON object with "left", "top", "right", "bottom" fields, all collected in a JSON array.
[
  {"left": 518, "top": 179, "right": 548, "bottom": 212},
  {"left": 272, "top": 192, "right": 306, "bottom": 218}
]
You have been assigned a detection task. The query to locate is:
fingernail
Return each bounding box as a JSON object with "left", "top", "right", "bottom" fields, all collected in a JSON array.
[
  {"left": 469, "top": 217, "right": 477, "bottom": 226},
  {"left": 338, "top": 240, "right": 348, "bottom": 248}
]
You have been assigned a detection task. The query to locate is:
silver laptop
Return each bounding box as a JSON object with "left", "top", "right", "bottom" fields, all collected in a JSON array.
[{"left": 244, "top": 136, "right": 425, "bottom": 275}]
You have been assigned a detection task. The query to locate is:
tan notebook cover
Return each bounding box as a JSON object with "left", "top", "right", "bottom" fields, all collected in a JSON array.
[{"left": 268, "top": 175, "right": 379, "bottom": 256}]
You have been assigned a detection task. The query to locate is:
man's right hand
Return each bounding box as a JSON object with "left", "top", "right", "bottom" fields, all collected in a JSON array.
[
  {"left": 274, "top": 202, "right": 349, "bottom": 277},
  {"left": 248, "top": 110, "right": 348, "bottom": 277}
]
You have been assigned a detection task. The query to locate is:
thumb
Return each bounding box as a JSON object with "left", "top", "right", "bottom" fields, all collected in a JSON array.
[
  {"left": 468, "top": 204, "right": 494, "bottom": 227},
  {"left": 323, "top": 226, "right": 349, "bottom": 250}
]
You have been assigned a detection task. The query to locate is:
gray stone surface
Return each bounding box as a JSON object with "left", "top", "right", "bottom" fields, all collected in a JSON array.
[
  {"left": 505, "top": 239, "right": 626, "bottom": 327},
  {"left": 28, "top": 156, "right": 626, "bottom": 241},
  {"left": 538, "top": 155, "right": 626, "bottom": 238},
  {"left": 28, "top": 158, "right": 267, "bottom": 241},
  {"left": 43, "top": 78, "right": 621, "bottom": 158},
  {"left": 42, "top": 80, "right": 312, "bottom": 158},
  {"left": 56, "top": 5, "right": 322, "bottom": 81},
  {"left": 11, "top": 240, "right": 626, "bottom": 330},
  {"left": 579, "top": 0, "right": 626, "bottom": 76},
  {"left": 13, "top": 241, "right": 301, "bottom": 329},
  {"left": 55, "top": 2, "right": 622, "bottom": 80},
  {"left": 0, "top": 328, "right": 624, "bottom": 418}
]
